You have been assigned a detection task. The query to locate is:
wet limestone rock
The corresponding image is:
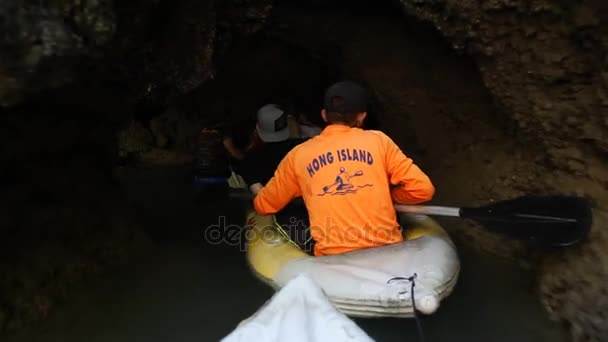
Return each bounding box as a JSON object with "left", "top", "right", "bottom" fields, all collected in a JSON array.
[
  {"left": 0, "top": 0, "right": 117, "bottom": 106},
  {"left": 396, "top": 0, "right": 608, "bottom": 176},
  {"left": 0, "top": 0, "right": 273, "bottom": 334},
  {"left": 0, "top": 0, "right": 273, "bottom": 108},
  {"left": 540, "top": 209, "right": 608, "bottom": 342},
  {"left": 116, "top": 106, "right": 206, "bottom": 165},
  {"left": 136, "top": 0, "right": 273, "bottom": 105},
  {"left": 116, "top": 121, "right": 154, "bottom": 160},
  {"left": 148, "top": 107, "right": 202, "bottom": 151},
  {"left": 394, "top": 1, "right": 608, "bottom": 340}
]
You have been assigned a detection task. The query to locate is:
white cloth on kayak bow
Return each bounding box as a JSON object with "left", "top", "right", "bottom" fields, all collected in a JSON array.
[{"left": 221, "top": 275, "right": 374, "bottom": 342}]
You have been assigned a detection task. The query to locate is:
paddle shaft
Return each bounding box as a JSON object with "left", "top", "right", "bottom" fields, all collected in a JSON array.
[
  {"left": 231, "top": 190, "right": 579, "bottom": 224},
  {"left": 394, "top": 204, "right": 461, "bottom": 217},
  {"left": 394, "top": 204, "right": 578, "bottom": 223},
  {"left": 227, "top": 188, "right": 590, "bottom": 246}
]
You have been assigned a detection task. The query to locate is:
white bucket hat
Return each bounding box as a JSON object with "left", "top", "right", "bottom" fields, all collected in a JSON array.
[{"left": 256, "top": 104, "right": 290, "bottom": 142}]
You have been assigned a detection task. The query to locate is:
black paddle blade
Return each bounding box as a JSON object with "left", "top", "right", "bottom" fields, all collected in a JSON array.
[{"left": 460, "top": 195, "right": 593, "bottom": 247}]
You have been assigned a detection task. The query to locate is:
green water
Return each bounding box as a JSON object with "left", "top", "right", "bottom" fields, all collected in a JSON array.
[{"left": 5, "top": 166, "right": 568, "bottom": 342}]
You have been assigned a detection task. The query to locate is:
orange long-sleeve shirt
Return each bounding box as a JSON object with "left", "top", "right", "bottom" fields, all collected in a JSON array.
[{"left": 254, "top": 124, "right": 435, "bottom": 256}]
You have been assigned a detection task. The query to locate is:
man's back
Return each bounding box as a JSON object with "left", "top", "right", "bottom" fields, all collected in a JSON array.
[{"left": 254, "top": 124, "right": 435, "bottom": 256}]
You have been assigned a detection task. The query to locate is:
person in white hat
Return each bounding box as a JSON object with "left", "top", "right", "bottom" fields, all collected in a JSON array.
[
  {"left": 255, "top": 104, "right": 291, "bottom": 142},
  {"left": 240, "top": 104, "right": 307, "bottom": 194}
]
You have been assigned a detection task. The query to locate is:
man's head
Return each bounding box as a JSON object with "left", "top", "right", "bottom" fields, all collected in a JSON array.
[
  {"left": 322, "top": 81, "right": 368, "bottom": 127},
  {"left": 255, "top": 104, "right": 290, "bottom": 142}
]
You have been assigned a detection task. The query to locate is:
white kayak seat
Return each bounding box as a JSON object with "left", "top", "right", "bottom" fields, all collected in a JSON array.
[
  {"left": 272, "top": 232, "right": 460, "bottom": 317},
  {"left": 221, "top": 275, "right": 375, "bottom": 342}
]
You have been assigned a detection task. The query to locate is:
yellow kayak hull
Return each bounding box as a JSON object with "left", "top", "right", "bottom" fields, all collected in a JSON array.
[{"left": 245, "top": 210, "right": 460, "bottom": 318}]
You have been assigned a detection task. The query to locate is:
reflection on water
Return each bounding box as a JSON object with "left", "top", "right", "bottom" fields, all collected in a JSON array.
[{"left": 4, "top": 166, "right": 567, "bottom": 342}]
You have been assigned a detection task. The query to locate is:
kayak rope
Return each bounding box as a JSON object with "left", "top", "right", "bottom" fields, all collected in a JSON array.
[
  {"left": 272, "top": 216, "right": 313, "bottom": 249},
  {"left": 387, "top": 274, "right": 425, "bottom": 342}
]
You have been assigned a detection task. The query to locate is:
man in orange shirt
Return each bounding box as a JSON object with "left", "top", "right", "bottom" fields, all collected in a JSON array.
[{"left": 253, "top": 81, "right": 435, "bottom": 256}]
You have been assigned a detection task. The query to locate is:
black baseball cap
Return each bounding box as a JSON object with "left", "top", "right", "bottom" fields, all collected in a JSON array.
[{"left": 323, "top": 81, "right": 368, "bottom": 114}]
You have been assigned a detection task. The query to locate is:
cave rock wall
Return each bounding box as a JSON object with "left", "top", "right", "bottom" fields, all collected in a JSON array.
[
  {"left": 0, "top": 0, "right": 272, "bottom": 108},
  {"left": 395, "top": 1, "right": 608, "bottom": 341},
  {"left": 397, "top": 0, "right": 608, "bottom": 182},
  {"left": 0, "top": 0, "right": 272, "bottom": 333}
]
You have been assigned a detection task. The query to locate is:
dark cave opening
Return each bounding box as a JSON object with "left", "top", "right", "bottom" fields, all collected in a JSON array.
[
  {"left": 124, "top": 0, "right": 479, "bottom": 133},
  {"left": 125, "top": 0, "right": 506, "bottom": 180}
]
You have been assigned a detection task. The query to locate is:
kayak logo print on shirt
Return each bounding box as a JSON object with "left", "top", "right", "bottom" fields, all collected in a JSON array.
[{"left": 305, "top": 148, "right": 374, "bottom": 196}]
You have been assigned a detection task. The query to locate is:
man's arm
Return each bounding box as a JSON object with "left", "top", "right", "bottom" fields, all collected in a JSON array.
[
  {"left": 222, "top": 137, "right": 245, "bottom": 160},
  {"left": 249, "top": 182, "right": 263, "bottom": 194},
  {"left": 383, "top": 134, "right": 435, "bottom": 204},
  {"left": 238, "top": 153, "right": 262, "bottom": 191},
  {"left": 253, "top": 150, "right": 301, "bottom": 215}
]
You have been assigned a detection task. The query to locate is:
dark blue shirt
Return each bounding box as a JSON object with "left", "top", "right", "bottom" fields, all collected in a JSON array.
[{"left": 240, "top": 138, "right": 307, "bottom": 186}]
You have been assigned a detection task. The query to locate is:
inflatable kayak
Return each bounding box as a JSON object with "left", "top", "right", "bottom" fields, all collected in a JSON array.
[{"left": 245, "top": 209, "right": 460, "bottom": 318}]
